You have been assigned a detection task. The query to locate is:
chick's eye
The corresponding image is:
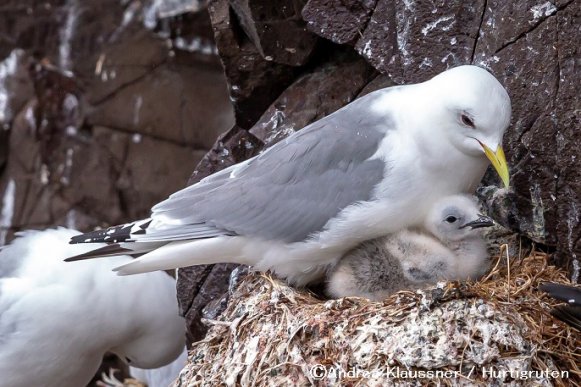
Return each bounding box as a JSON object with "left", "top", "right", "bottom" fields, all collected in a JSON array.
[
  {"left": 445, "top": 216, "right": 457, "bottom": 223},
  {"left": 461, "top": 114, "right": 475, "bottom": 128}
]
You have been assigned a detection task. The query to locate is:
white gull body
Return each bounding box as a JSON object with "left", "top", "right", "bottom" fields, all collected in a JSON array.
[{"left": 0, "top": 229, "right": 185, "bottom": 387}]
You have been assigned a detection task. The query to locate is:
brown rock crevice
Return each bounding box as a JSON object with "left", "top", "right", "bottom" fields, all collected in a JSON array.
[{"left": 470, "top": 0, "right": 487, "bottom": 63}]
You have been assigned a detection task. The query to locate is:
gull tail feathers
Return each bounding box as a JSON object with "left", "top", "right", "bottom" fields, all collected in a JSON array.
[{"left": 114, "top": 237, "right": 250, "bottom": 275}]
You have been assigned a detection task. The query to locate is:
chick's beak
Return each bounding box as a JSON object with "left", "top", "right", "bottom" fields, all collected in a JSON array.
[
  {"left": 460, "top": 214, "right": 494, "bottom": 229},
  {"left": 478, "top": 141, "right": 510, "bottom": 188}
]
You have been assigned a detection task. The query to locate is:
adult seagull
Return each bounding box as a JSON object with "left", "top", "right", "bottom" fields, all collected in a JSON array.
[
  {"left": 0, "top": 229, "right": 185, "bottom": 387},
  {"left": 67, "top": 65, "right": 511, "bottom": 286}
]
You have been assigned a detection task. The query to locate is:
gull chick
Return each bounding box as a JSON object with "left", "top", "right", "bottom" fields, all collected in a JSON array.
[
  {"left": 67, "top": 65, "right": 511, "bottom": 286},
  {"left": 0, "top": 229, "right": 185, "bottom": 387},
  {"left": 327, "top": 195, "right": 493, "bottom": 300}
]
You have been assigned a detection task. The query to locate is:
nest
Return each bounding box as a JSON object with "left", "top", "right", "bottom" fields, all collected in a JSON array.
[{"left": 175, "top": 250, "right": 580, "bottom": 386}]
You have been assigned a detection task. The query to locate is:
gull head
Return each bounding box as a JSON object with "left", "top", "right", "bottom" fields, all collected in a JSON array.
[
  {"left": 413, "top": 65, "right": 512, "bottom": 187},
  {"left": 424, "top": 194, "right": 494, "bottom": 243}
]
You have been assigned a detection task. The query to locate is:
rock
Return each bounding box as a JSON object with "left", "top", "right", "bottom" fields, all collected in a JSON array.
[
  {"left": 207, "top": 0, "right": 301, "bottom": 128},
  {"left": 249, "top": 49, "right": 377, "bottom": 145},
  {"left": 29, "top": 61, "right": 85, "bottom": 169},
  {"left": 302, "top": 0, "right": 378, "bottom": 44},
  {"left": 82, "top": 29, "right": 170, "bottom": 106},
  {"left": 353, "top": 0, "right": 484, "bottom": 82},
  {"left": 86, "top": 63, "right": 233, "bottom": 149},
  {"left": 356, "top": 73, "right": 398, "bottom": 96},
  {"left": 162, "top": 10, "right": 220, "bottom": 61},
  {"left": 229, "top": 0, "right": 318, "bottom": 66},
  {"left": 1, "top": 104, "right": 204, "bottom": 236},
  {"left": 0, "top": 50, "right": 34, "bottom": 172},
  {"left": 0, "top": 50, "right": 34, "bottom": 127},
  {"left": 155, "top": 0, "right": 208, "bottom": 18},
  {"left": 0, "top": 0, "right": 234, "bottom": 242},
  {"left": 201, "top": 265, "right": 250, "bottom": 320},
  {"left": 178, "top": 263, "right": 241, "bottom": 343},
  {"left": 473, "top": 0, "right": 580, "bottom": 276}
]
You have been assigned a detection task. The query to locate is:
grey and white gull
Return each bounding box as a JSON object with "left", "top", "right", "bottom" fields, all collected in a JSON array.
[
  {"left": 326, "top": 194, "right": 493, "bottom": 300},
  {"left": 66, "top": 65, "right": 511, "bottom": 286},
  {"left": 0, "top": 228, "right": 185, "bottom": 387}
]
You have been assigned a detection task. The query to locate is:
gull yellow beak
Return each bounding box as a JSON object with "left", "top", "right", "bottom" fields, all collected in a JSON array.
[{"left": 479, "top": 141, "right": 510, "bottom": 188}]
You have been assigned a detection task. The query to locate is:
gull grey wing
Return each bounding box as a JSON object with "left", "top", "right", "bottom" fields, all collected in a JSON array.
[{"left": 149, "top": 92, "right": 393, "bottom": 243}]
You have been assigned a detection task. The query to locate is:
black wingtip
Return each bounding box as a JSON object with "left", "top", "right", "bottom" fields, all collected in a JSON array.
[
  {"left": 69, "top": 224, "right": 134, "bottom": 245},
  {"left": 64, "top": 243, "right": 130, "bottom": 262},
  {"left": 539, "top": 282, "right": 581, "bottom": 305},
  {"left": 64, "top": 253, "right": 102, "bottom": 262},
  {"left": 539, "top": 282, "right": 581, "bottom": 331},
  {"left": 550, "top": 305, "right": 581, "bottom": 331}
]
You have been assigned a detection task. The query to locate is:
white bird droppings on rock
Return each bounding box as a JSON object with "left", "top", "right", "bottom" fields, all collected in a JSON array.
[{"left": 530, "top": 2, "right": 557, "bottom": 22}]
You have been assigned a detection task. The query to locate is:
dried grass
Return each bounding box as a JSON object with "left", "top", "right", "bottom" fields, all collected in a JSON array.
[{"left": 175, "top": 248, "right": 580, "bottom": 387}]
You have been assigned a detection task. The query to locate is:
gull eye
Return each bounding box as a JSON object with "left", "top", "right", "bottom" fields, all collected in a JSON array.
[
  {"left": 445, "top": 216, "right": 457, "bottom": 223},
  {"left": 461, "top": 114, "right": 475, "bottom": 128}
]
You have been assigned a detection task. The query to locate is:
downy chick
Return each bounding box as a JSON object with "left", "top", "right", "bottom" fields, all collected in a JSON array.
[{"left": 327, "top": 195, "right": 493, "bottom": 300}]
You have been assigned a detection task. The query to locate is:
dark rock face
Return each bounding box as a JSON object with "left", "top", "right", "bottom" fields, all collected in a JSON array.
[
  {"left": 188, "top": 125, "right": 264, "bottom": 183},
  {"left": 229, "top": 0, "right": 318, "bottom": 66},
  {"left": 207, "top": 0, "right": 307, "bottom": 128},
  {"left": 249, "top": 50, "right": 377, "bottom": 145},
  {"left": 305, "top": 0, "right": 486, "bottom": 83},
  {"left": 0, "top": 1, "right": 234, "bottom": 244},
  {"left": 302, "top": 0, "right": 378, "bottom": 45},
  {"left": 471, "top": 0, "right": 579, "bottom": 274},
  {"left": 177, "top": 262, "right": 241, "bottom": 342}
]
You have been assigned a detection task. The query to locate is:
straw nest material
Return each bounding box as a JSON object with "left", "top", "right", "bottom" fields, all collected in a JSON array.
[{"left": 175, "top": 250, "right": 580, "bottom": 386}]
